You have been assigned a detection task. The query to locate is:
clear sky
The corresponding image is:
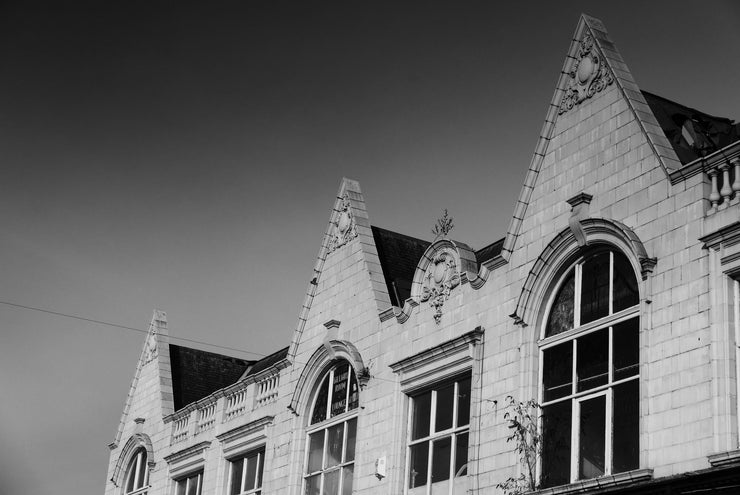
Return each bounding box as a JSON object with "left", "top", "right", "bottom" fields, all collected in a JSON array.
[{"left": 1, "top": 2, "right": 739, "bottom": 494}]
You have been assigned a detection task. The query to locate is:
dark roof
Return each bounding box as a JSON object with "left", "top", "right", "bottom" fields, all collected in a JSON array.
[
  {"left": 245, "top": 347, "right": 289, "bottom": 377},
  {"left": 371, "top": 226, "right": 430, "bottom": 307},
  {"left": 642, "top": 90, "right": 740, "bottom": 164},
  {"left": 474, "top": 238, "right": 504, "bottom": 268},
  {"left": 169, "top": 345, "right": 253, "bottom": 411}
]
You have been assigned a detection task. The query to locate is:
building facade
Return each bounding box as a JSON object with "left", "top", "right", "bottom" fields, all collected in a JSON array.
[{"left": 105, "top": 14, "right": 740, "bottom": 495}]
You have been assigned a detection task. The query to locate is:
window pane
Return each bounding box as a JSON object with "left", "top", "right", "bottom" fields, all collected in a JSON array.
[
  {"left": 409, "top": 442, "right": 429, "bottom": 488},
  {"left": 307, "top": 431, "right": 324, "bottom": 473},
  {"left": 186, "top": 474, "right": 200, "bottom": 495},
  {"left": 348, "top": 371, "right": 359, "bottom": 411},
  {"left": 311, "top": 376, "right": 330, "bottom": 425},
  {"left": 435, "top": 383, "right": 455, "bottom": 432},
  {"left": 613, "top": 380, "right": 639, "bottom": 473},
  {"left": 579, "top": 395, "right": 606, "bottom": 480},
  {"left": 543, "top": 341, "right": 573, "bottom": 401},
  {"left": 305, "top": 474, "right": 321, "bottom": 495},
  {"left": 431, "top": 437, "right": 451, "bottom": 483},
  {"left": 412, "top": 392, "right": 432, "bottom": 440},
  {"left": 612, "top": 252, "right": 638, "bottom": 312},
  {"left": 230, "top": 458, "right": 244, "bottom": 495},
  {"left": 331, "top": 363, "right": 350, "bottom": 418},
  {"left": 613, "top": 318, "right": 639, "bottom": 381},
  {"left": 341, "top": 465, "right": 354, "bottom": 495},
  {"left": 541, "top": 401, "right": 572, "bottom": 488},
  {"left": 256, "top": 451, "right": 264, "bottom": 488},
  {"left": 345, "top": 418, "right": 357, "bottom": 462},
  {"left": 176, "top": 479, "right": 187, "bottom": 495},
  {"left": 126, "top": 465, "right": 136, "bottom": 493},
  {"left": 546, "top": 271, "right": 575, "bottom": 337},
  {"left": 326, "top": 422, "right": 344, "bottom": 468},
  {"left": 324, "top": 469, "right": 340, "bottom": 495},
  {"left": 136, "top": 451, "right": 147, "bottom": 489},
  {"left": 245, "top": 454, "right": 258, "bottom": 490},
  {"left": 577, "top": 329, "right": 608, "bottom": 392},
  {"left": 456, "top": 377, "right": 471, "bottom": 427},
  {"left": 454, "top": 432, "right": 468, "bottom": 477},
  {"left": 580, "top": 252, "right": 610, "bottom": 324}
]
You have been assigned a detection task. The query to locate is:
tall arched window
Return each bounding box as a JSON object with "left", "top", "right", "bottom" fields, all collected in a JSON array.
[
  {"left": 124, "top": 447, "right": 149, "bottom": 495},
  {"left": 540, "top": 249, "right": 639, "bottom": 488},
  {"left": 304, "top": 360, "right": 359, "bottom": 495}
]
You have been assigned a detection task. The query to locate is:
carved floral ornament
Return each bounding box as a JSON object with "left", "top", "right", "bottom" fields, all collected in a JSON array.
[
  {"left": 558, "top": 34, "right": 614, "bottom": 115},
  {"left": 420, "top": 249, "right": 461, "bottom": 324},
  {"left": 328, "top": 193, "right": 358, "bottom": 253}
]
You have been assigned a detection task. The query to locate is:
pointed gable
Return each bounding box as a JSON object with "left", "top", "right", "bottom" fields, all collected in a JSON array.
[{"left": 500, "top": 14, "right": 681, "bottom": 263}]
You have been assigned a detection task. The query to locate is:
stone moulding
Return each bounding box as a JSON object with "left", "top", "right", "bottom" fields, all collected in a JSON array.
[
  {"left": 288, "top": 339, "right": 369, "bottom": 417},
  {"left": 111, "top": 433, "right": 154, "bottom": 487},
  {"left": 390, "top": 239, "right": 477, "bottom": 324},
  {"left": 558, "top": 33, "right": 614, "bottom": 115},
  {"left": 510, "top": 217, "right": 656, "bottom": 328}
]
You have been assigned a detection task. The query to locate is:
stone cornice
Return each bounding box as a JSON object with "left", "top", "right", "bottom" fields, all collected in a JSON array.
[
  {"left": 669, "top": 141, "right": 740, "bottom": 185},
  {"left": 163, "top": 441, "right": 211, "bottom": 465},
  {"left": 389, "top": 328, "right": 484, "bottom": 374},
  {"left": 699, "top": 221, "right": 740, "bottom": 250},
  {"left": 215, "top": 416, "right": 274, "bottom": 444}
]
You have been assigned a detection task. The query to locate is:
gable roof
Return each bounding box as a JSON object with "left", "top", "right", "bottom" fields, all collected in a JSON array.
[
  {"left": 169, "top": 345, "right": 252, "bottom": 411},
  {"left": 371, "top": 225, "right": 430, "bottom": 307},
  {"left": 642, "top": 90, "right": 740, "bottom": 164}
]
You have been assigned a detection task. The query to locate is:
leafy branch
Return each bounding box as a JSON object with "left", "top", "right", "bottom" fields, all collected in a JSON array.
[
  {"left": 431, "top": 209, "right": 454, "bottom": 238},
  {"left": 496, "top": 396, "right": 541, "bottom": 495}
]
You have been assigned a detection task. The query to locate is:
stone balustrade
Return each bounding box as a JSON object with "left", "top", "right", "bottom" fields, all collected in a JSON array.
[
  {"left": 224, "top": 388, "right": 248, "bottom": 421},
  {"left": 707, "top": 157, "right": 740, "bottom": 214},
  {"left": 171, "top": 415, "right": 190, "bottom": 444},
  {"left": 196, "top": 402, "right": 216, "bottom": 434},
  {"left": 255, "top": 374, "right": 279, "bottom": 408}
]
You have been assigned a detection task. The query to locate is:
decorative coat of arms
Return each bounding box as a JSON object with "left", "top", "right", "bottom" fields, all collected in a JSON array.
[
  {"left": 420, "top": 251, "right": 460, "bottom": 323},
  {"left": 328, "top": 193, "right": 358, "bottom": 253},
  {"left": 559, "top": 34, "right": 614, "bottom": 114}
]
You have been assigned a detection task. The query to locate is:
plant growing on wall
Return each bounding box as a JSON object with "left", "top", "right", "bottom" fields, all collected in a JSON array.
[
  {"left": 496, "top": 396, "right": 541, "bottom": 495},
  {"left": 431, "top": 208, "right": 454, "bottom": 238}
]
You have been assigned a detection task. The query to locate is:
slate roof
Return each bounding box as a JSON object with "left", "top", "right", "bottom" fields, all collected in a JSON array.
[
  {"left": 474, "top": 238, "right": 504, "bottom": 268},
  {"left": 642, "top": 90, "right": 740, "bottom": 165},
  {"left": 169, "top": 345, "right": 253, "bottom": 411},
  {"left": 371, "top": 226, "right": 430, "bottom": 307},
  {"left": 244, "top": 346, "right": 289, "bottom": 377}
]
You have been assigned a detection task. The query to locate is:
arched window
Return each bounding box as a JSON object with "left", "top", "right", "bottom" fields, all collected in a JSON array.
[
  {"left": 540, "top": 249, "right": 639, "bottom": 488},
  {"left": 304, "top": 360, "right": 359, "bottom": 495},
  {"left": 124, "top": 447, "right": 149, "bottom": 495}
]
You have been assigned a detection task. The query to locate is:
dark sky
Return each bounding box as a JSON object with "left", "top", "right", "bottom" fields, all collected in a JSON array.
[{"left": 1, "top": 2, "right": 739, "bottom": 494}]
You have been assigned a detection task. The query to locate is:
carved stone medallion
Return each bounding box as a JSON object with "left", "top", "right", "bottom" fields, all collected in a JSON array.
[
  {"left": 558, "top": 34, "right": 614, "bottom": 115},
  {"left": 420, "top": 251, "right": 460, "bottom": 323},
  {"left": 328, "top": 194, "right": 358, "bottom": 253}
]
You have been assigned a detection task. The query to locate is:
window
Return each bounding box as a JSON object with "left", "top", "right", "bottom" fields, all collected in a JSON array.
[
  {"left": 229, "top": 449, "right": 264, "bottom": 495},
  {"left": 407, "top": 375, "right": 471, "bottom": 495},
  {"left": 124, "top": 447, "right": 149, "bottom": 495},
  {"left": 540, "top": 249, "right": 639, "bottom": 488},
  {"left": 175, "top": 471, "right": 202, "bottom": 495},
  {"left": 304, "top": 361, "right": 359, "bottom": 495}
]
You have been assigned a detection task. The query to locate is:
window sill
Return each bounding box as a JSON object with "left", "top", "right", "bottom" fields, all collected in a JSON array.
[{"left": 531, "top": 469, "right": 653, "bottom": 495}]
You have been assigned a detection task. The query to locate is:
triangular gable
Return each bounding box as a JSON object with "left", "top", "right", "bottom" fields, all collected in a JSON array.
[
  {"left": 497, "top": 13, "right": 681, "bottom": 265},
  {"left": 109, "top": 310, "right": 169, "bottom": 448},
  {"left": 287, "top": 178, "right": 391, "bottom": 361}
]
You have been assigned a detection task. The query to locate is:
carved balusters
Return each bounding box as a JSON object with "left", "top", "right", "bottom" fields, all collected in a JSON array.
[
  {"left": 720, "top": 162, "right": 733, "bottom": 205},
  {"left": 708, "top": 167, "right": 721, "bottom": 212},
  {"left": 732, "top": 158, "right": 740, "bottom": 202}
]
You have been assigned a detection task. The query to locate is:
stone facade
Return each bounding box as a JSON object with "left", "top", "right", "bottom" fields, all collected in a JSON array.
[{"left": 105, "top": 14, "right": 740, "bottom": 495}]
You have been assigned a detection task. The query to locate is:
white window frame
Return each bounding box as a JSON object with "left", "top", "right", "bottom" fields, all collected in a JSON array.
[
  {"left": 538, "top": 249, "right": 640, "bottom": 486},
  {"left": 228, "top": 448, "right": 264, "bottom": 495},
  {"left": 302, "top": 362, "right": 359, "bottom": 495},
  {"left": 124, "top": 448, "right": 149, "bottom": 495},
  {"left": 175, "top": 470, "right": 202, "bottom": 495},
  {"left": 405, "top": 376, "right": 471, "bottom": 495}
]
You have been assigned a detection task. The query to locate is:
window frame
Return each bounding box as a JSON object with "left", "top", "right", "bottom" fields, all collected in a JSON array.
[
  {"left": 174, "top": 470, "right": 202, "bottom": 495},
  {"left": 404, "top": 374, "right": 471, "bottom": 495},
  {"left": 302, "top": 361, "right": 359, "bottom": 495},
  {"left": 538, "top": 248, "right": 640, "bottom": 487},
  {"left": 228, "top": 448, "right": 265, "bottom": 495},
  {"left": 123, "top": 447, "right": 149, "bottom": 495}
]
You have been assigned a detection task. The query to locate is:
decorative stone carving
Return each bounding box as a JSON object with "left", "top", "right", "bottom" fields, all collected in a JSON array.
[
  {"left": 559, "top": 34, "right": 614, "bottom": 114},
  {"left": 143, "top": 332, "right": 157, "bottom": 364},
  {"left": 420, "top": 250, "right": 460, "bottom": 323},
  {"left": 328, "top": 194, "right": 358, "bottom": 252}
]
